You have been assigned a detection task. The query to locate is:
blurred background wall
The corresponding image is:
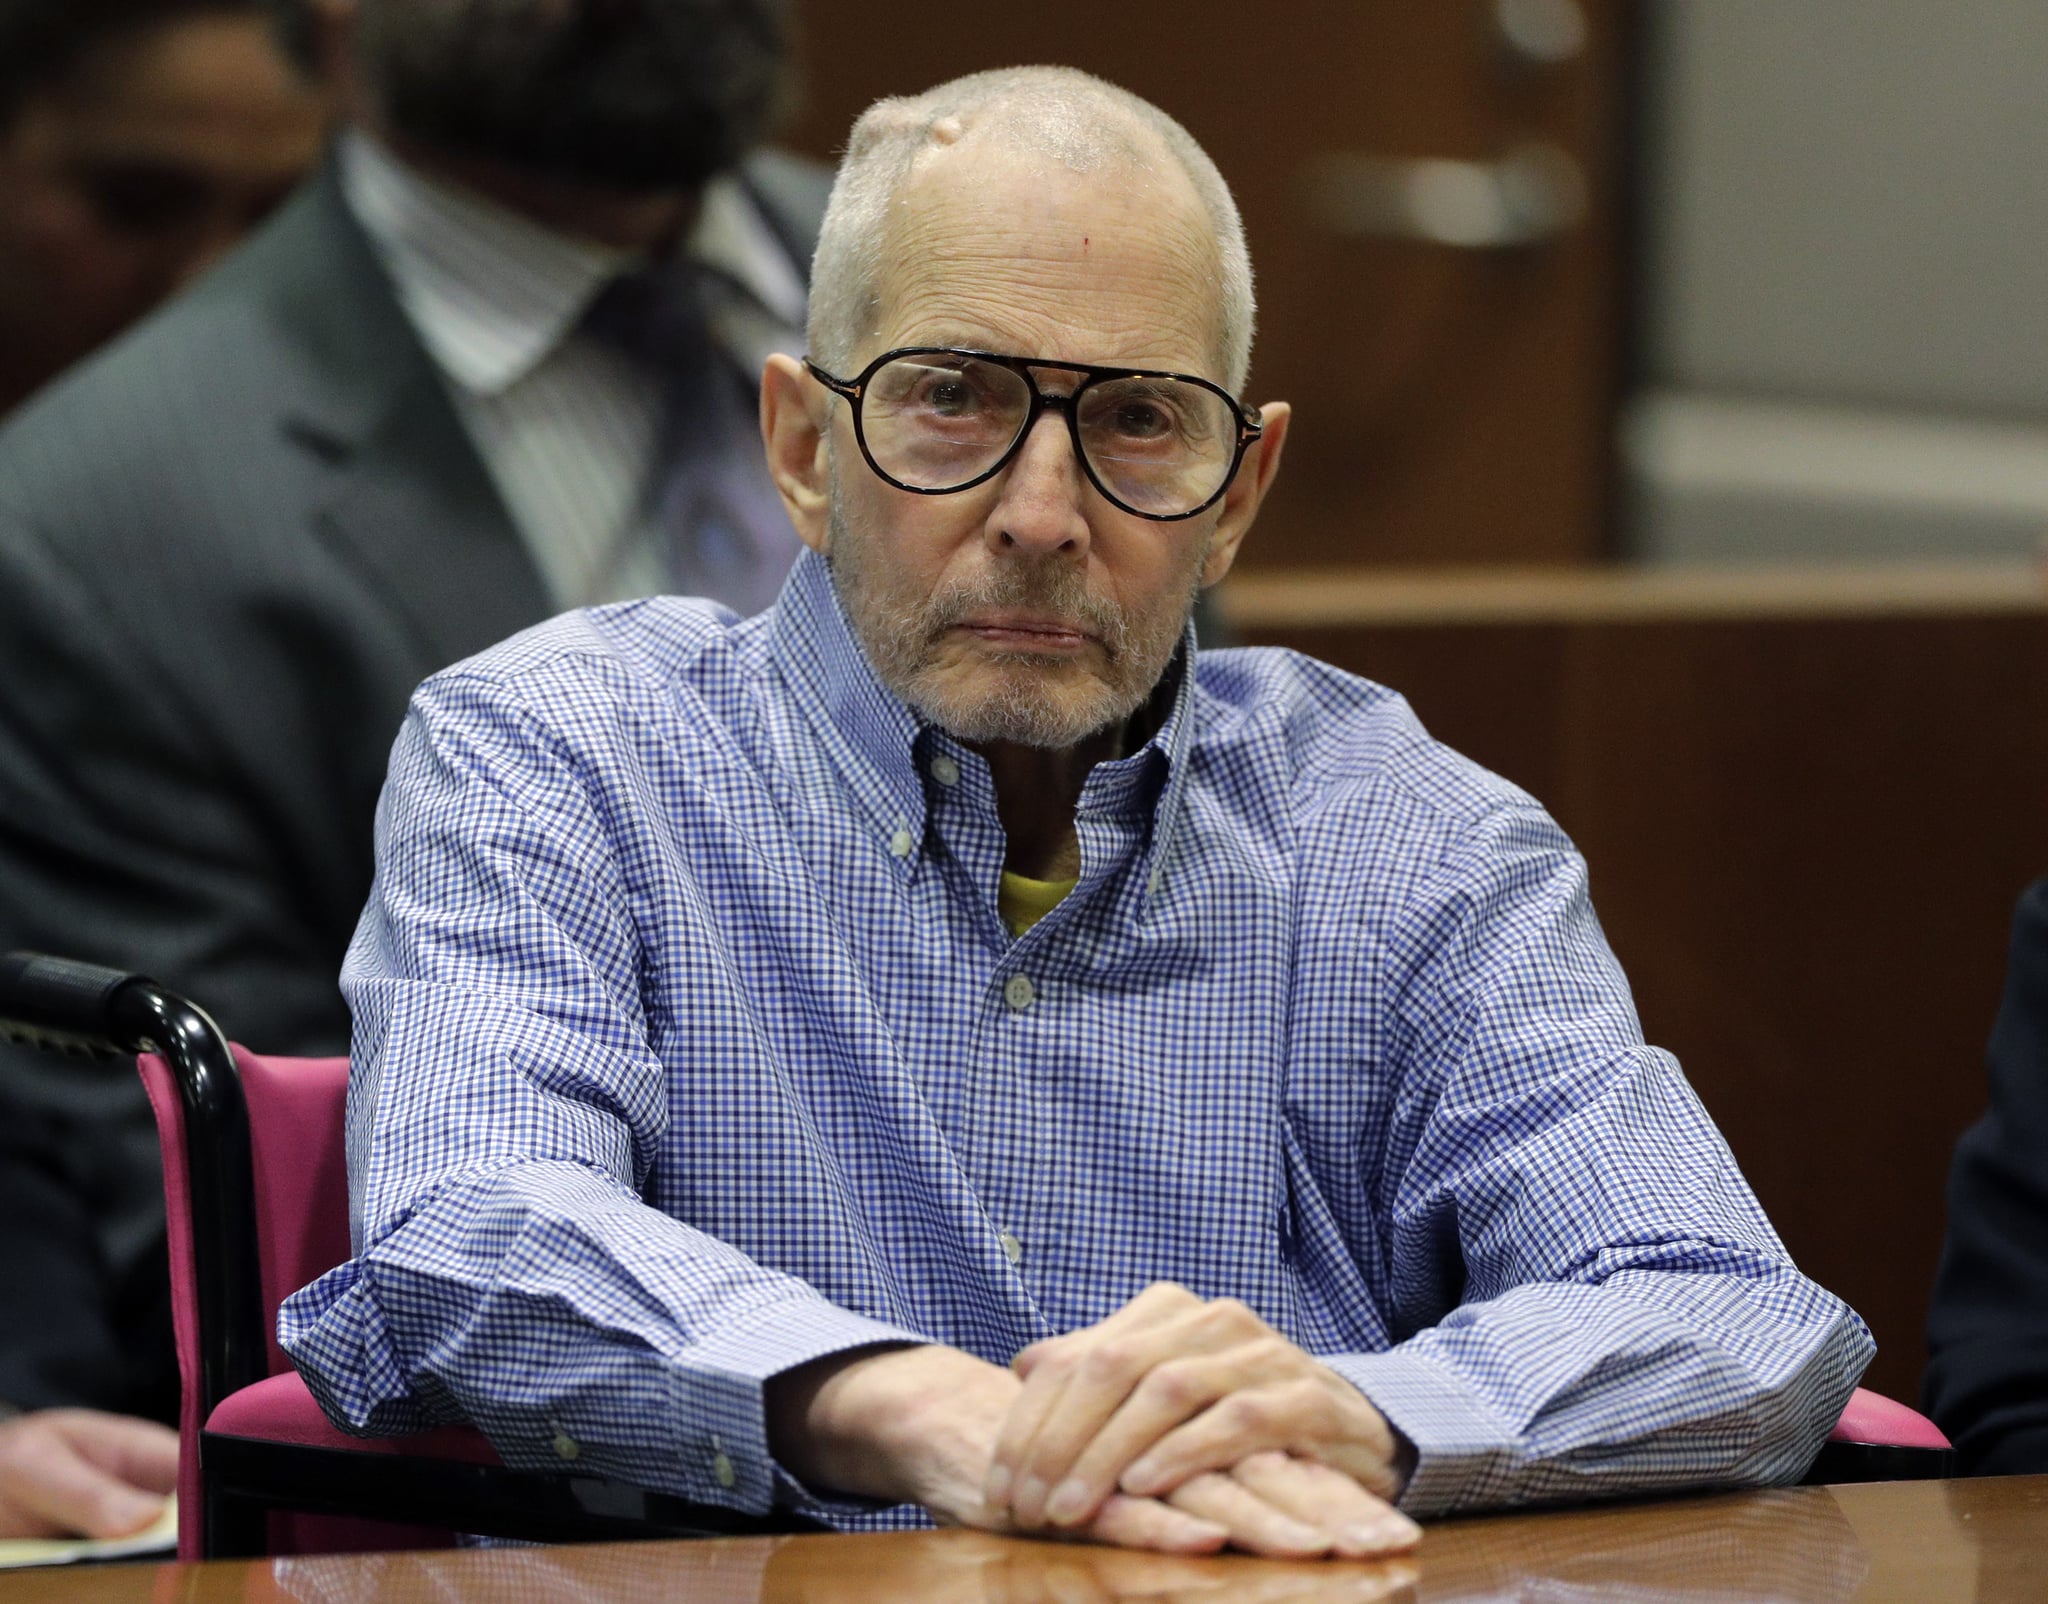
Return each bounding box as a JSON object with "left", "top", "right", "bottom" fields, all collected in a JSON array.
[{"left": 1628, "top": 0, "right": 2048, "bottom": 562}]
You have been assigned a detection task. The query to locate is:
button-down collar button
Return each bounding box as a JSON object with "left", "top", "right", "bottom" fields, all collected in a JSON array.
[
  {"left": 889, "top": 824, "right": 915, "bottom": 858},
  {"left": 711, "top": 1450, "right": 737, "bottom": 1488},
  {"left": 999, "top": 1230, "right": 1025, "bottom": 1264},
  {"left": 930, "top": 755, "right": 961, "bottom": 787},
  {"left": 1004, "top": 973, "right": 1036, "bottom": 1011},
  {"left": 552, "top": 1430, "right": 581, "bottom": 1461}
]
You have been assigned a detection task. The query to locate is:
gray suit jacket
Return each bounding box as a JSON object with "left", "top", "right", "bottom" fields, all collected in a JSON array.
[{"left": 0, "top": 151, "right": 829, "bottom": 1415}]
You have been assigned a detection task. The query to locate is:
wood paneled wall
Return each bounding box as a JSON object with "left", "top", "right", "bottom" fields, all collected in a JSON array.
[{"left": 1225, "top": 563, "right": 2048, "bottom": 1404}]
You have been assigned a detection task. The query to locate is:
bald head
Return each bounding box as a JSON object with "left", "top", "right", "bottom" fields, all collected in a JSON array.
[{"left": 807, "top": 66, "right": 1255, "bottom": 391}]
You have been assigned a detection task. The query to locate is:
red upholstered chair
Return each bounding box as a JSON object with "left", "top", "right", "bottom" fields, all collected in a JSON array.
[
  {"left": 0, "top": 953, "right": 1949, "bottom": 1558},
  {"left": 0, "top": 953, "right": 816, "bottom": 1559},
  {"left": 1807, "top": 1386, "right": 1952, "bottom": 1483}
]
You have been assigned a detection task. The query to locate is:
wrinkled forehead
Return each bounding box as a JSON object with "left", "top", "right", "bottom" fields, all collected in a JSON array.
[{"left": 869, "top": 138, "right": 1229, "bottom": 379}]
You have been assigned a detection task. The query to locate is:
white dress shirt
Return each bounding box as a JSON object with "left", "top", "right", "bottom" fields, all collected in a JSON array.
[{"left": 338, "top": 131, "right": 807, "bottom": 610}]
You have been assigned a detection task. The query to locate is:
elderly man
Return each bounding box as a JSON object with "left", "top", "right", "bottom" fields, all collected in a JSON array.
[{"left": 282, "top": 67, "right": 1872, "bottom": 1557}]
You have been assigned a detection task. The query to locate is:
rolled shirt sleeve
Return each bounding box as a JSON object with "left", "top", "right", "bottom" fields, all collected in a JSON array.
[
  {"left": 280, "top": 669, "right": 924, "bottom": 1519},
  {"left": 1322, "top": 802, "right": 1871, "bottom": 1514}
]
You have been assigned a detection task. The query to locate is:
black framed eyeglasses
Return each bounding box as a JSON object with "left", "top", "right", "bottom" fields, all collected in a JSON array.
[{"left": 803, "top": 347, "right": 1263, "bottom": 522}]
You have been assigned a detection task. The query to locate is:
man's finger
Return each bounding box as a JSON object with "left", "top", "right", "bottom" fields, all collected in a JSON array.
[
  {"left": 50, "top": 1411, "right": 180, "bottom": 1498},
  {"left": 999, "top": 1324, "right": 1201, "bottom": 1529},
  {"left": 992, "top": 1293, "right": 1268, "bottom": 1528},
  {"left": 1006, "top": 1280, "right": 1202, "bottom": 1386},
  {"left": 1120, "top": 1378, "right": 1399, "bottom": 1500},
  {"left": 983, "top": 1361, "right": 1078, "bottom": 1523},
  {"left": 1033, "top": 1345, "right": 1252, "bottom": 1527},
  {"left": 1081, "top": 1490, "right": 1227, "bottom": 1555},
  {"left": 0, "top": 1421, "right": 168, "bottom": 1539},
  {"left": 1164, "top": 1470, "right": 1334, "bottom": 1559},
  {"left": 1010, "top": 1283, "right": 1198, "bottom": 1370},
  {"left": 1228, "top": 1451, "right": 1421, "bottom": 1558}
]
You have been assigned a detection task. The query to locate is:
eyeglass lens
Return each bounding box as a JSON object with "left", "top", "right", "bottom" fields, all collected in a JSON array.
[{"left": 860, "top": 354, "right": 1238, "bottom": 517}]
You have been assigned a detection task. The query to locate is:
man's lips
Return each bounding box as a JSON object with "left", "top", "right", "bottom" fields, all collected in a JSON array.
[{"left": 949, "top": 615, "right": 1097, "bottom": 651}]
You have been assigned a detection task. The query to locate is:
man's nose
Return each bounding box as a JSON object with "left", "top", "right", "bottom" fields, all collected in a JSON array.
[{"left": 987, "top": 408, "right": 1091, "bottom": 557}]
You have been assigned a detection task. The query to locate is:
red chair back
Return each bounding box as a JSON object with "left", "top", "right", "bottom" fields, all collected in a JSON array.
[
  {"left": 1829, "top": 1387, "right": 1951, "bottom": 1450},
  {"left": 140, "top": 1048, "right": 356, "bottom": 1558},
  {"left": 238, "top": 1054, "right": 354, "bottom": 1378}
]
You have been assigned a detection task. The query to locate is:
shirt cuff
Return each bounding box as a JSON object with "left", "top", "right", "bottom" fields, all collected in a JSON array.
[
  {"left": 1320, "top": 1348, "right": 1520, "bottom": 1518},
  {"left": 663, "top": 1295, "right": 930, "bottom": 1519}
]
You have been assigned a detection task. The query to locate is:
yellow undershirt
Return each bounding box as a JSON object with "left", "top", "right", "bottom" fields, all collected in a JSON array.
[{"left": 999, "top": 869, "right": 1079, "bottom": 935}]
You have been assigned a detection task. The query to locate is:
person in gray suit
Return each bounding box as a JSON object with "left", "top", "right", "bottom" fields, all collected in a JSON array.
[{"left": 0, "top": 0, "right": 813, "bottom": 1538}]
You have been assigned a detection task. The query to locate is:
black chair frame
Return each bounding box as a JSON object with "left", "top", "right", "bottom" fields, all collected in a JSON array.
[
  {"left": 0, "top": 951, "right": 819, "bottom": 1557},
  {"left": 1804, "top": 1439, "right": 1952, "bottom": 1484}
]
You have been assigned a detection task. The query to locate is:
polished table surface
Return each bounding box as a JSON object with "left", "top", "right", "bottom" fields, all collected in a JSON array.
[{"left": 17, "top": 1476, "right": 2048, "bottom": 1603}]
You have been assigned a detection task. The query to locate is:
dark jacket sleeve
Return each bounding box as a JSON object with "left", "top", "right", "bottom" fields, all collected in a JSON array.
[
  {"left": 0, "top": 494, "right": 248, "bottom": 1419},
  {"left": 0, "top": 491, "right": 360, "bottom": 1054},
  {"left": 1925, "top": 877, "right": 2048, "bottom": 1473},
  {"left": 0, "top": 1073, "right": 177, "bottom": 1422},
  {"left": 0, "top": 411, "right": 346, "bottom": 1418}
]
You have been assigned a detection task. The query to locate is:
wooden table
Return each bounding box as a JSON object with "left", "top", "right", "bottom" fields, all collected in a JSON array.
[{"left": 20, "top": 1476, "right": 2048, "bottom": 1603}]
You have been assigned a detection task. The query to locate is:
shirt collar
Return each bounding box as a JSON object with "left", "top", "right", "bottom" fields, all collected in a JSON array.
[
  {"left": 769, "top": 550, "right": 1201, "bottom": 886},
  {"left": 338, "top": 130, "right": 805, "bottom": 397},
  {"left": 771, "top": 552, "right": 928, "bottom": 848}
]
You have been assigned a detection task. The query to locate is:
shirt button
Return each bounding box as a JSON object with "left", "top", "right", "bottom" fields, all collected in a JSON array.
[
  {"left": 889, "top": 824, "right": 914, "bottom": 857},
  {"left": 1004, "top": 973, "right": 1036, "bottom": 1011},
  {"left": 552, "top": 1431, "right": 581, "bottom": 1462},
  {"left": 930, "top": 755, "right": 961, "bottom": 787},
  {"left": 1147, "top": 866, "right": 1164, "bottom": 895},
  {"left": 712, "top": 1451, "right": 737, "bottom": 1488},
  {"left": 999, "top": 1231, "right": 1025, "bottom": 1264}
]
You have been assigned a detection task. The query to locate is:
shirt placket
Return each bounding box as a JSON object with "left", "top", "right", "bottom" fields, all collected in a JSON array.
[
  {"left": 918, "top": 740, "right": 1059, "bottom": 1292},
  {"left": 988, "top": 806, "right": 1155, "bottom": 1302}
]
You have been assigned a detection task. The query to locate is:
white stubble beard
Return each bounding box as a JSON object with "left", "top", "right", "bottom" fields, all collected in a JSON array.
[{"left": 822, "top": 463, "right": 1203, "bottom": 750}]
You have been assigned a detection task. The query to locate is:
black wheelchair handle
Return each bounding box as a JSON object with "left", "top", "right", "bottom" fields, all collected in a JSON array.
[{"left": 0, "top": 950, "right": 157, "bottom": 1043}]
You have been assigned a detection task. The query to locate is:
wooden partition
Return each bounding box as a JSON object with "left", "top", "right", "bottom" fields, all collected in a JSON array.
[{"left": 1224, "top": 563, "right": 2048, "bottom": 1403}]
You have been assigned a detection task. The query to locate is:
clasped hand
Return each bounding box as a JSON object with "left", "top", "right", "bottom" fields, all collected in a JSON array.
[
  {"left": 774, "top": 1283, "right": 1421, "bottom": 1560},
  {"left": 981, "top": 1283, "right": 1418, "bottom": 1559}
]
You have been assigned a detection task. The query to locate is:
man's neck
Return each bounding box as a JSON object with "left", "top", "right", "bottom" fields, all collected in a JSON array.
[
  {"left": 976, "top": 648, "right": 1184, "bottom": 880},
  {"left": 376, "top": 129, "right": 698, "bottom": 254},
  {"left": 981, "top": 725, "right": 1124, "bottom": 882}
]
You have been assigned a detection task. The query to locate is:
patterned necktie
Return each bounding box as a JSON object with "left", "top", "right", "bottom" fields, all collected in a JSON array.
[{"left": 581, "top": 262, "right": 802, "bottom": 615}]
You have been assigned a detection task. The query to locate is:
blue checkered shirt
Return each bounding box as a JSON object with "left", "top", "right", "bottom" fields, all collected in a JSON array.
[{"left": 280, "top": 550, "right": 1873, "bottom": 1523}]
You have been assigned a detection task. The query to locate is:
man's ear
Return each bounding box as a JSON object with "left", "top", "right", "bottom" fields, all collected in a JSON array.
[
  {"left": 1199, "top": 400, "right": 1290, "bottom": 588},
  {"left": 761, "top": 353, "right": 834, "bottom": 555}
]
